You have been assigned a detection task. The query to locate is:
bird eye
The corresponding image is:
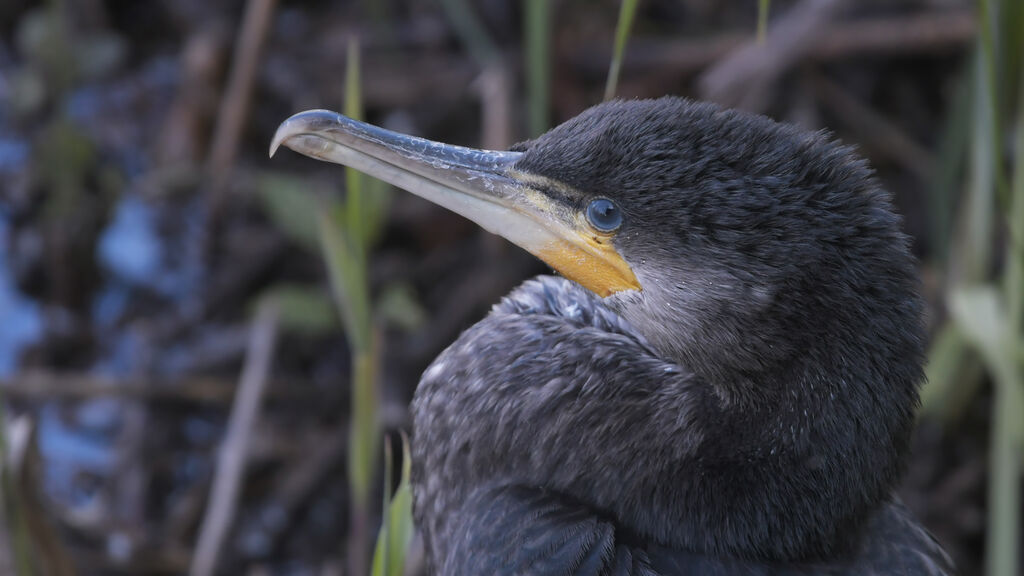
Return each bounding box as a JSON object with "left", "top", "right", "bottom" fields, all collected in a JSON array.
[{"left": 586, "top": 198, "right": 622, "bottom": 232}]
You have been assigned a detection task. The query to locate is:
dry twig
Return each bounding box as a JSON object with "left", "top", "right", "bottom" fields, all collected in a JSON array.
[
  {"left": 570, "top": 10, "right": 976, "bottom": 84},
  {"left": 0, "top": 371, "right": 307, "bottom": 405},
  {"left": 699, "top": 0, "right": 849, "bottom": 111},
  {"left": 206, "top": 0, "right": 278, "bottom": 215},
  {"left": 190, "top": 304, "right": 279, "bottom": 576}
]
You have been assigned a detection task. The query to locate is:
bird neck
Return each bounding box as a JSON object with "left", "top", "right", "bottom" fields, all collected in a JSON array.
[{"left": 603, "top": 266, "right": 924, "bottom": 559}]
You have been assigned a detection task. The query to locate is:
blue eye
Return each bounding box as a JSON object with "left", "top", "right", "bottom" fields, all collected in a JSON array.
[{"left": 586, "top": 198, "right": 622, "bottom": 232}]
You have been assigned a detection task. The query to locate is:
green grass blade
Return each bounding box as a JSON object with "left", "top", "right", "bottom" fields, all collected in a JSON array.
[
  {"left": 345, "top": 36, "right": 366, "bottom": 261},
  {"left": 950, "top": 288, "right": 1023, "bottom": 576},
  {"left": 948, "top": 289, "right": 1024, "bottom": 435},
  {"left": 604, "top": 0, "right": 640, "bottom": 101},
  {"left": 361, "top": 175, "right": 393, "bottom": 249},
  {"left": 525, "top": 0, "right": 550, "bottom": 137},
  {"left": 386, "top": 435, "right": 414, "bottom": 575},
  {"left": 318, "top": 201, "right": 368, "bottom": 351},
  {"left": 1006, "top": 43, "right": 1024, "bottom": 335},
  {"left": 339, "top": 37, "right": 391, "bottom": 250},
  {"left": 953, "top": 47, "right": 995, "bottom": 285},
  {"left": 372, "top": 434, "right": 414, "bottom": 576},
  {"left": 978, "top": 0, "right": 1010, "bottom": 210},
  {"left": 929, "top": 61, "right": 970, "bottom": 265},
  {"left": 349, "top": 342, "right": 380, "bottom": 505},
  {"left": 318, "top": 198, "right": 380, "bottom": 568},
  {"left": 757, "top": 0, "right": 770, "bottom": 43},
  {"left": 371, "top": 438, "right": 394, "bottom": 576},
  {"left": 990, "top": 366, "right": 1021, "bottom": 576},
  {"left": 319, "top": 34, "right": 394, "bottom": 576}
]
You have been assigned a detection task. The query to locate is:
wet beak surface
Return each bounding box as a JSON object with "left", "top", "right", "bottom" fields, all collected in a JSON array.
[{"left": 271, "top": 110, "right": 640, "bottom": 297}]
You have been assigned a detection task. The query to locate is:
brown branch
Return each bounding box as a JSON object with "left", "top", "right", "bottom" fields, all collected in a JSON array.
[
  {"left": 807, "top": 9, "right": 977, "bottom": 60},
  {"left": 570, "top": 10, "right": 976, "bottom": 80},
  {"left": 473, "top": 61, "right": 514, "bottom": 151},
  {"left": 699, "top": 0, "right": 849, "bottom": 111},
  {"left": 0, "top": 371, "right": 308, "bottom": 406},
  {"left": 205, "top": 0, "right": 278, "bottom": 215},
  {"left": 190, "top": 304, "right": 279, "bottom": 576}
]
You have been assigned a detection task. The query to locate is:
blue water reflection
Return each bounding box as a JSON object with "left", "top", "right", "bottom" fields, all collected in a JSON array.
[
  {"left": 97, "top": 195, "right": 163, "bottom": 289},
  {"left": 96, "top": 193, "right": 202, "bottom": 306}
]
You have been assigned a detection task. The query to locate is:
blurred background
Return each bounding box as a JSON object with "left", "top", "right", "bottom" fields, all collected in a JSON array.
[{"left": 0, "top": 0, "right": 1021, "bottom": 574}]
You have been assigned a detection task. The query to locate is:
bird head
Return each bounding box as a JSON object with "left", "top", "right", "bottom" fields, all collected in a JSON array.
[{"left": 271, "top": 97, "right": 923, "bottom": 403}]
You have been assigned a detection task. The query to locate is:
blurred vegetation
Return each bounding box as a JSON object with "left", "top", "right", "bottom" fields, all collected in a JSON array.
[
  {"left": 604, "top": 0, "right": 640, "bottom": 100},
  {"left": 917, "top": 0, "right": 1023, "bottom": 574},
  {"left": 370, "top": 435, "right": 413, "bottom": 576},
  {"left": 260, "top": 37, "right": 397, "bottom": 575},
  {"left": 524, "top": 0, "right": 551, "bottom": 137},
  {"left": 321, "top": 39, "right": 380, "bottom": 576},
  {"left": 757, "top": 0, "right": 771, "bottom": 43},
  {"left": 0, "top": 407, "right": 32, "bottom": 576}
]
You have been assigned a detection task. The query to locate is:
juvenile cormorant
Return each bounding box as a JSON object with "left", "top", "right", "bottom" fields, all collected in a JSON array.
[{"left": 271, "top": 97, "right": 954, "bottom": 575}]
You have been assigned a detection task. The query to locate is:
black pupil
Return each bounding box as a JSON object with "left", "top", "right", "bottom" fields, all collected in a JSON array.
[{"left": 587, "top": 198, "right": 622, "bottom": 231}]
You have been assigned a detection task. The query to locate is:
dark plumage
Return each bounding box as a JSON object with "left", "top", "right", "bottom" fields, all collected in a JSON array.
[
  {"left": 412, "top": 100, "right": 950, "bottom": 574},
  {"left": 271, "top": 97, "right": 954, "bottom": 575}
]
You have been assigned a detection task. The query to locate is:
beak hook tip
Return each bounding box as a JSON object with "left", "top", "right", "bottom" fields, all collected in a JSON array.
[{"left": 269, "top": 124, "right": 290, "bottom": 158}]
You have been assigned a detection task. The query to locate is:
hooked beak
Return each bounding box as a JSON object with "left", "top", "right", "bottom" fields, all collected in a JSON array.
[{"left": 270, "top": 110, "right": 640, "bottom": 297}]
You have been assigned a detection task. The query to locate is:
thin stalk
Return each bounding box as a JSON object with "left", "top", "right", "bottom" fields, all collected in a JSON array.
[
  {"left": 0, "top": 396, "right": 33, "bottom": 576},
  {"left": 319, "top": 206, "right": 370, "bottom": 351},
  {"left": 757, "top": 0, "right": 770, "bottom": 43},
  {"left": 604, "top": 0, "right": 640, "bottom": 101},
  {"left": 322, "top": 202, "right": 377, "bottom": 575},
  {"left": 371, "top": 438, "right": 394, "bottom": 576},
  {"left": 978, "top": 0, "right": 1010, "bottom": 208},
  {"left": 930, "top": 63, "right": 970, "bottom": 265},
  {"left": 347, "top": 338, "right": 380, "bottom": 576},
  {"left": 345, "top": 37, "right": 365, "bottom": 262},
  {"left": 320, "top": 40, "right": 380, "bottom": 573},
  {"left": 958, "top": 48, "right": 995, "bottom": 284},
  {"left": 371, "top": 434, "right": 414, "bottom": 576},
  {"left": 525, "top": 0, "right": 551, "bottom": 137},
  {"left": 349, "top": 340, "right": 380, "bottom": 505},
  {"left": 950, "top": 289, "right": 1023, "bottom": 576},
  {"left": 982, "top": 3, "right": 1021, "bottom": 574},
  {"left": 1006, "top": 44, "right": 1024, "bottom": 338},
  {"left": 989, "top": 368, "right": 1021, "bottom": 576},
  {"left": 981, "top": 294, "right": 1024, "bottom": 576}
]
